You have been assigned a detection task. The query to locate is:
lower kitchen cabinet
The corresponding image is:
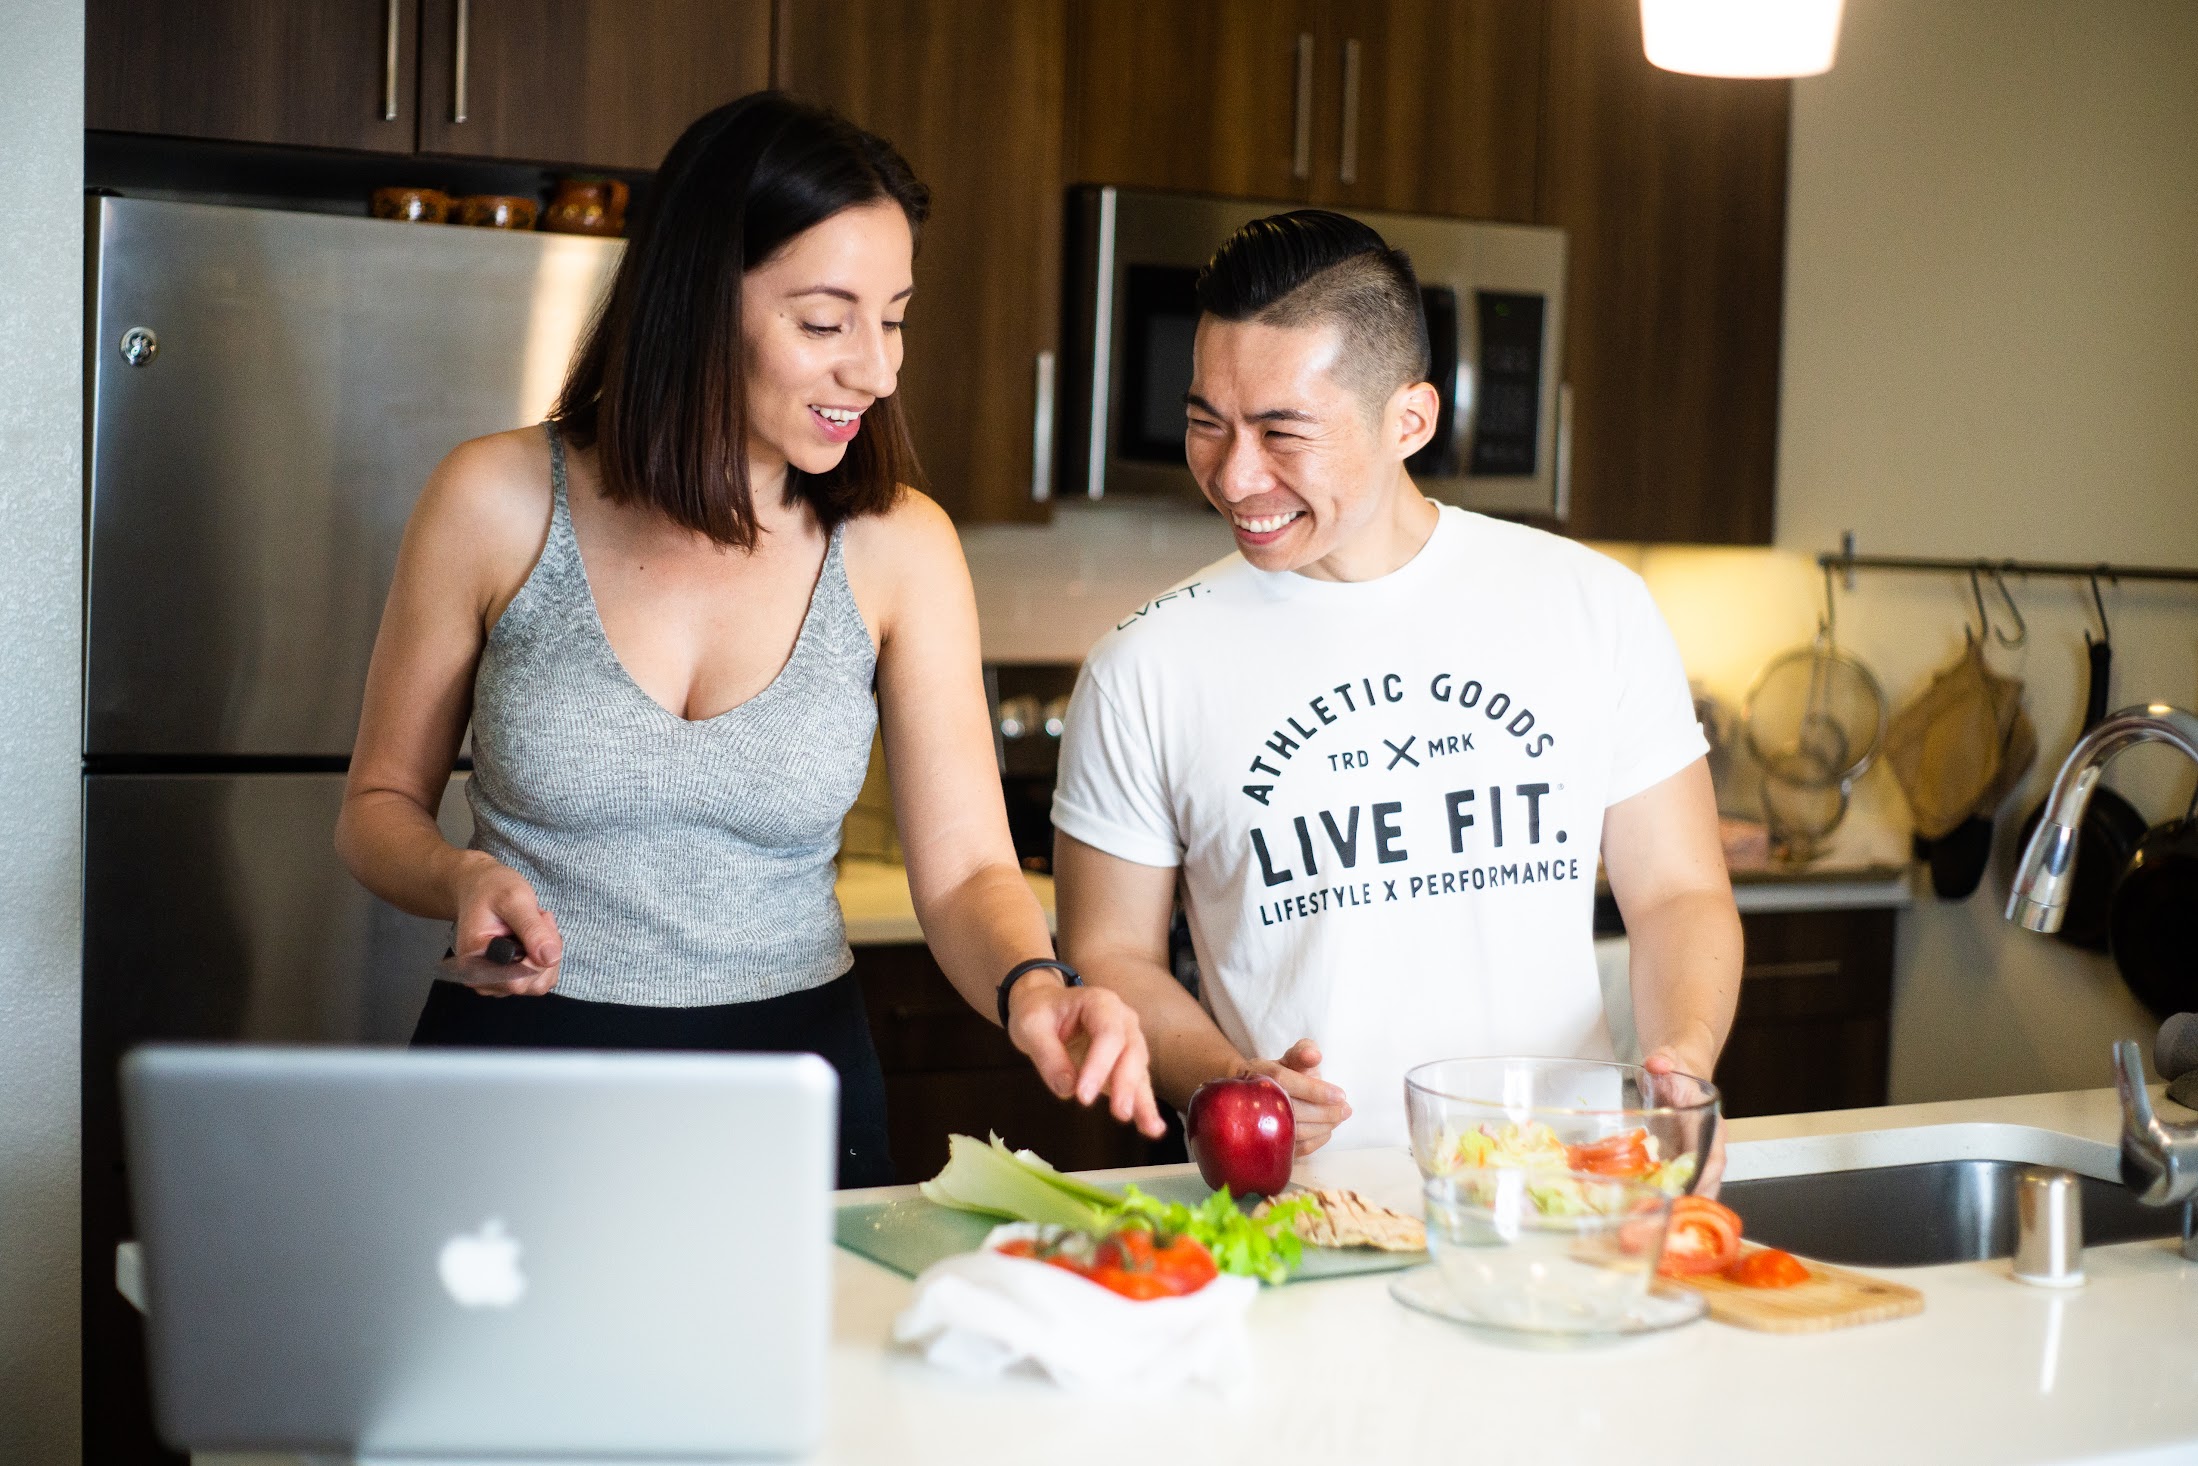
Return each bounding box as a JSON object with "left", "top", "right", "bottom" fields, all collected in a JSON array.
[
  {"left": 852, "top": 943, "right": 1183, "bottom": 1182},
  {"left": 858, "top": 904, "right": 1897, "bottom": 1176},
  {"left": 1715, "top": 908, "right": 1897, "bottom": 1119}
]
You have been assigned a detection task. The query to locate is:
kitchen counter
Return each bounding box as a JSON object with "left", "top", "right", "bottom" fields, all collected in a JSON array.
[
  {"left": 835, "top": 857, "right": 1054, "bottom": 946},
  {"left": 1726, "top": 861, "right": 1913, "bottom": 913},
  {"left": 840, "top": 854, "right": 1904, "bottom": 947},
  {"left": 803, "top": 1088, "right": 2197, "bottom": 1466},
  {"left": 138, "top": 1086, "right": 2198, "bottom": 1466}
]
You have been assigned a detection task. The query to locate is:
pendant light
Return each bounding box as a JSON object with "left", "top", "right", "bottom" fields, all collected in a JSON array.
[{"left": 1640, "top": 0, "right": 1845, "bottom": 79}]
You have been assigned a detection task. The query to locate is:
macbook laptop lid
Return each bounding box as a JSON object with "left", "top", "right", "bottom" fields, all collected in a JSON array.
[{"left": 122, "top": 1045, "right": 837, "bottom": 1461}]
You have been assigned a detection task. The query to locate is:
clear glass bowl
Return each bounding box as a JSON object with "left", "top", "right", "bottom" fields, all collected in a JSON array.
[
  {"left": 1403, "top": 1057, "right": 1720, "bottom": 1196},
  {"left": 1422, "top": 1169, "right": 1675, "bottom": 1335}
]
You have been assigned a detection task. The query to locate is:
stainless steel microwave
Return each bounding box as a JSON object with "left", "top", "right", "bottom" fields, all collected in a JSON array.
[{"left": 1056, "top": 186, "right": 1569, "bottom": 518}]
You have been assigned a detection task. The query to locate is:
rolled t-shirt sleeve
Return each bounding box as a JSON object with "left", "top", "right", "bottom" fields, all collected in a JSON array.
[
  {"left": 1051, "top": 663, "right": 1184, "bottom": 869},
  {"left": 1604, "top": 575, "right": 1711, "bottom": 806}
]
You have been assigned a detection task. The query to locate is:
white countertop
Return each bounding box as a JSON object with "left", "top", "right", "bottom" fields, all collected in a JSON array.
[
  {"left": 150, "top": 1085, "right": 2198, "bottom": 1466},
  {"left": 835, "top": 858, "right": 1054, "bottom": 946},
  {"left": 805, "top": 1088, "right": 2197, "bottom": 1466},
  {"left": 835, "top": 854, "right": 1904, "bottom": 948}
]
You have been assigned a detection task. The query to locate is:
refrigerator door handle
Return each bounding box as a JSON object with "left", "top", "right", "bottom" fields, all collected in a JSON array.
[
  {"left": 383, "top": 0, "right": 401, "bottom": 122},
  {"left": 452, "top": 0, "right": 471, "bottom": 125}
]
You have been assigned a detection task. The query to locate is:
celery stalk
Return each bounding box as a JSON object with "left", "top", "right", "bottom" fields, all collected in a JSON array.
[{"left": 917, "top": 1132, "right": 1119, "bottom": 1232}]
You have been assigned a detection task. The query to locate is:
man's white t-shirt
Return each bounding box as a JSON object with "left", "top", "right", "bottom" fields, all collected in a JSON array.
[{"left": 1052, "top": 505, "right": 1708, "bottom": 1150}]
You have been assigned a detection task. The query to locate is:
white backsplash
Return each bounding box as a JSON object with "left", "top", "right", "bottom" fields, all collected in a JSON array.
[{"left": 961, "top": 501, "right": 1238, "bottom": 664}]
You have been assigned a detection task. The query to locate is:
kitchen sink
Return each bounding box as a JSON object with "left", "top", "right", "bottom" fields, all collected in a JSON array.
[{"left": 1719, "top": 1159, "right": 2189, "bottom": 1268}]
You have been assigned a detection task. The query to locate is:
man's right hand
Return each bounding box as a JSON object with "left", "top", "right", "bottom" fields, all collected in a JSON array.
[{"left": 1241, "top": 1038, "right": 1350, "bottom": 1156}]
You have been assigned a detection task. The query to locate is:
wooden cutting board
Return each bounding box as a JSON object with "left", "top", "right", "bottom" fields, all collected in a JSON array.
[{"left": 1671, "top": 1245, "right": 1924, "bottom": 1333}]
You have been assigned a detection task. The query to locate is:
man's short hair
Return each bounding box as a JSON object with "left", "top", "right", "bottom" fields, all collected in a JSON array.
[{"left": 1194, "top": 210, "right": 1431, "bottom": 412}]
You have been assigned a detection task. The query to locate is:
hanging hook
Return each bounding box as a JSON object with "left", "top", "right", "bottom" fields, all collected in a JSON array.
[
  {"left": 1819, "top": 561, "right": 1838, "bottom": 641},
  {"left": 1968, "top": 567, "right": 1989, "bottom": 644},
  {"left": 2087, "top": 569, "right": 2111, "bottom": 647},
  {"left": 1987, "top": 566, "right": 2027, "bottom": 649}
]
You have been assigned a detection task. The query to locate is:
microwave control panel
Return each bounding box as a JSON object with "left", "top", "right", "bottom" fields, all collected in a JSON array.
[{"left": 1468, "top": 291, "right": 1546, "bottom": 477}]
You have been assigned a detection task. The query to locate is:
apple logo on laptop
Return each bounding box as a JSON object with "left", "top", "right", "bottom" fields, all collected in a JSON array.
[{"left": 438, "top": 1218, "right": 526, "bottom": 1308}]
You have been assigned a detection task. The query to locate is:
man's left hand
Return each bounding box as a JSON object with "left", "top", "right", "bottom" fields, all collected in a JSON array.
[{"left": 1643, "top": 1046, "right": 1725, "bottom": 1197}]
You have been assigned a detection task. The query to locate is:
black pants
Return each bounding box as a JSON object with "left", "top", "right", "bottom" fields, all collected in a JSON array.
[{"left": 411, "top": 971, "right": 895, "bottom": 1189}]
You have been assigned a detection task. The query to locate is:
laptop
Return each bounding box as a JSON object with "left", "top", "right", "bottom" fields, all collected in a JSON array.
[{"left": 121, "top": 1044, "right": 838, "bottom": 1462}]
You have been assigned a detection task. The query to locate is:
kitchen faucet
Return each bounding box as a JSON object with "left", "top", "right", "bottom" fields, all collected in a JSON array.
[{"left": 2007, "top": 702, "right": 2198, "bottom": 1257}]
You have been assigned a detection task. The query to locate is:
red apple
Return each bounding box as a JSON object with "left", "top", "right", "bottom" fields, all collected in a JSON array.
[{"left": 1185, "top": 1075, "right": 1295, "bottom": 1198}]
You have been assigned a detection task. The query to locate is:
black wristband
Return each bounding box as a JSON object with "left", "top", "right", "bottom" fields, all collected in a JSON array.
[{"left": 997, "top": 958, "right": 1081, "bottom": 1027}]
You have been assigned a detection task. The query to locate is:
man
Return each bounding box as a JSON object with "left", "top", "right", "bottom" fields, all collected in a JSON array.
[{"left": 1051, "top": 210, "right": 1740, "bottom": 1158}]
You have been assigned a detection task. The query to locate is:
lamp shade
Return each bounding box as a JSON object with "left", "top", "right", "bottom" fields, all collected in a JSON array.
[{"left": 1640, "top": 0, "right": 1844, "bottom": 78}]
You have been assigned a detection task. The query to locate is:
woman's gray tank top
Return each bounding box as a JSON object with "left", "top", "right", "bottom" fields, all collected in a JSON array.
[{"left": 464, "top": 426, "right": 878, "bottom": 1006}]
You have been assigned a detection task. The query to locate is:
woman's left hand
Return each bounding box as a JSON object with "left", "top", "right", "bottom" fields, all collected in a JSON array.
[{"left": 1005, "top": 977, "right": 1167, "bottom": 1139}]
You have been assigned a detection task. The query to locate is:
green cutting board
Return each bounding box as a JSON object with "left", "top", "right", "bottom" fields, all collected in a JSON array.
[{"left": 834, "top": 1171, "right": 1422, "bottom": 1284}]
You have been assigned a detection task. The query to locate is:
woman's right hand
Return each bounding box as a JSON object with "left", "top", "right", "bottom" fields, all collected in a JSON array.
[{"left": 449, "top": 853, "right": 563, "bottom": 997}]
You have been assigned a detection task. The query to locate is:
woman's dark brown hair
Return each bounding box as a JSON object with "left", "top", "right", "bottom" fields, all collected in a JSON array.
[{"left": 552, "top": 92, "right": 930, "bottom": 549}]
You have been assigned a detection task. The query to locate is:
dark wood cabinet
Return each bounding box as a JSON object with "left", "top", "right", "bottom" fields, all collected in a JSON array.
[
  {"left": 852, "top": 943, "right": 1179, "bottom": 1182},
  {"left": 1069, "top": 0, "right": 1543, "bottom": 221},
  {"left": 858, "top": 902, "right": 1896, "bottom": 1178},
  {"left": 778, "top": 0, "right": 1063, "bottom": 525},
  {"left": 1307, "top": 0, "right": 1544, "bottom": 222},
  {"left": 89, "top": 0, "right": 768, "bottom": 170},
  {"left": 415, "top": 0, "right": 771, "bottom": 169},
  {"left": 1066, "top": 0, "right": 1322, "bottom": 203},
  {"left": 1536, "top": 0, "right": 1789, "bottom": 545},
  {"left": 87, "top": 0, "right": 418, "bottom": 153},
  {"left": 88, "top": 0, "right": 1794, "bottom": 537},
  {"left": 1714, "top": 908, "right": 1897, "bottom": 1119}
]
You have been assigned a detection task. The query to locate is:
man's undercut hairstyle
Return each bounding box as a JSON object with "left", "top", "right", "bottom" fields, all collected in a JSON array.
[
  {"left": 553, "top": 91, "right": 930, "bottom": 550},
  {"left": 1195, "top": 210, "right": 1431, "bottom": 413}
]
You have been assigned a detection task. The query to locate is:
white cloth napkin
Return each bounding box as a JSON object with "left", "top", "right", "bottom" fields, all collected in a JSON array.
[{"left": 892, "top": 1223, "right": 1260, "bottom": 1393}]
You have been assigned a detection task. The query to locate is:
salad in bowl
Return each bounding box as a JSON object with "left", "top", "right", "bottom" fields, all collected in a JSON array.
[{"left": 1405, "top": 1057, "right": 1720, "bottom": 1218}]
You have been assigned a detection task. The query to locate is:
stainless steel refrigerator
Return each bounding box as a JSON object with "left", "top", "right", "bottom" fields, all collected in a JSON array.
[{"left": 83, "top": 195, "right": 621, "bottom": 1462}]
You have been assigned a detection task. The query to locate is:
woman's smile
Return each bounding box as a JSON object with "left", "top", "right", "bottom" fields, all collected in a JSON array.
[{"left": 809, "top": 404, "right": 866, "bottom": 444}]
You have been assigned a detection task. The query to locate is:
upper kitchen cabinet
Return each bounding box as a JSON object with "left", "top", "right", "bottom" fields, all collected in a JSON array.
[
  {"left": 87, "top": 0, "right": 418, "bottom": 153},
  {"left": 415, "top": 0, "right": 771, "bottom": 169},
  {"left": 1307, "top": 0, "right": 1544, "bottom": 222},
  {"left": 779, "top": 0, "right": 1064, "bottom": 524},
  {"left": 1536, "top": 0, "right": 1789, "bottom": 545},
  {"left": 1068, "top": 0, "right": 1543, "bottom": 220},
  {"left": 1066, "top": 0, "right": 1320, "bottom": 204}
]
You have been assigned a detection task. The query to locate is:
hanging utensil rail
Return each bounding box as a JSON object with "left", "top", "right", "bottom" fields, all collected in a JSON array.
[{"left": 1820, "top": 545, "right": 2198, "bottom": 588}]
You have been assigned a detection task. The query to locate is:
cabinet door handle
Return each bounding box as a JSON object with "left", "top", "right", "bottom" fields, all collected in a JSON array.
[
  {"left": 1338, "top": 38, "right": 1362, "bottom": 186},
  {"left": 1553, "top": 381, "right": 1574, "bottom": 522},
  {"left": 1030, "top": 349, "right": 1057, "bottom": 503},
  {"left": 382, "top": 0, "right": 401, "bottom": 121},
  {"left": 1292, "top": 33, "right": 1314, "bottom": 181},
  {"left": 452, "top": 0, "right": 471, "bottom": 124}
]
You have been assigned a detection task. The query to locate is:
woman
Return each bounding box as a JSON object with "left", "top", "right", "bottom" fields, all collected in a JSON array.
[{"left": 336, "top": 93, "right": 1161, "bottom": 1187}]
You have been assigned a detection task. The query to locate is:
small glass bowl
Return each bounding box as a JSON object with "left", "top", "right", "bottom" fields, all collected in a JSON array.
[
  {"left": 1423, "top": 1169, "right": 1674, "bottom": 1335},
  {"left": 1404, "top": 1056, "right": 1720, "bottom": 1196}
]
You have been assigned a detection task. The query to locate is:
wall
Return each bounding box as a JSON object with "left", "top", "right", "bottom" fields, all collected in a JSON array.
[
  {"left": 0, "top": 0, "right": 84, "bottom": 1457},
  {"left": 1644, "top": 0, "right": 2198, "bottom": 1102},
  {"left": 963, "top": 0, "right": 2198, "bottom": 1105}
]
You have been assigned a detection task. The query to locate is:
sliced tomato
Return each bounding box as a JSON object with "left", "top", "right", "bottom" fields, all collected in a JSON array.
[
  {"left": 1656, "top": 1195, "right": 1744, "bottom": 1278},
  {"left": 1566, "top": 1128, "right": 1655, "bottom": 1178},
  {"left": 995, "top": 1227, "right": 1217, "bottom": 1301},
  {"left": 1725, "top": 1247, "right": 1810, "bottom": 1288}
]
